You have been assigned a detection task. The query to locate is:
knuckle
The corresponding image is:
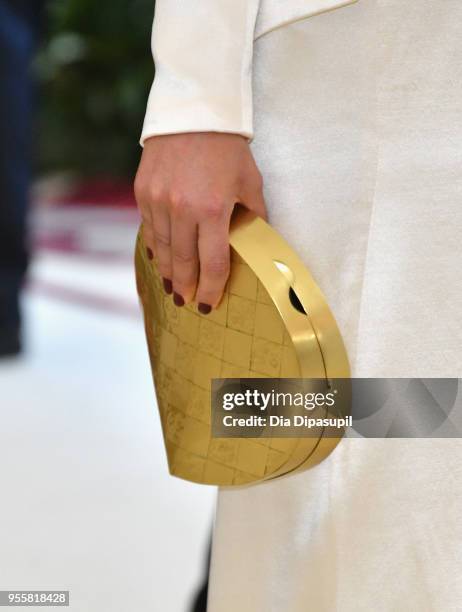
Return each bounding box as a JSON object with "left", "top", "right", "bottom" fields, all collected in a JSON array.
[
  {"left": 202, "top": 198, "right": 225, "bottom": 220},
  {"left": 134, "top": 175, "right": 165, "bottom": 212},
  {"left": 169, "top": 192, "right": 193, "bottom": 217},
  {"left": 172, "top": 249, "right": 196, "bottom": 265},
  {"left": 202, "top": 257, "right": 230, "bottom": 278},
  {"left": 148, "top": 183, "right": 164, "bottom": 205},
  {"left": 153, "top": 228, "right": 171, "bottom": 247}
]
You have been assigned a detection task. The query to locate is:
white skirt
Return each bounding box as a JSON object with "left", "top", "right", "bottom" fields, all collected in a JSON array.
[{"left": 208, "top": 1, "right": 462, "bottom": 610}]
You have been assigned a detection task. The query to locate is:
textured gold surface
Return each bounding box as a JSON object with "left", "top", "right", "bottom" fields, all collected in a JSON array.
[{"left": 135, "top": 207, "right": 351, "bottom": 486}]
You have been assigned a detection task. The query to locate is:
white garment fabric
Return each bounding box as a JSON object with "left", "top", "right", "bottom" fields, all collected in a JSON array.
[
  {"left": 140, "top": 0, "right": 358, "bottom": 143},
  {"left": 254, "top": 0, "right": 358, "bottom": 39},
  {"left": 206, "top": 2, "right": 462, "bottom": 611}
]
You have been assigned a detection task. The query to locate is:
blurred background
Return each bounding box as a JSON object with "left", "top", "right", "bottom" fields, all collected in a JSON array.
[{"left": 0, "top": 1, "right": 214, "bottom": 610}]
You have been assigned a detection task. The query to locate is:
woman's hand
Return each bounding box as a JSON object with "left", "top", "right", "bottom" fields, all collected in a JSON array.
[{"left": 134, "top": 132, "right": 267, "bottom": 313}]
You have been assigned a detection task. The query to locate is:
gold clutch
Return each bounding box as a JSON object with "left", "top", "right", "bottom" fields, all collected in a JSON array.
[{"left": 135, "top": 206, "right": 350, "bottom": 486}]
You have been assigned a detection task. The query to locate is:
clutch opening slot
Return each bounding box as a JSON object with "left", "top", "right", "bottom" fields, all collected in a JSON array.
[
  {"left": 272, "top": 259, "right": 308, "bottom": 316},
  {"left": 289, "top": 287, "right": 307, "bottom": 315}
]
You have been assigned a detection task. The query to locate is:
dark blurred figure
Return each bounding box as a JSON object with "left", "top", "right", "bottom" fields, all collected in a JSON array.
[
  {"left": 0, "top": 0, "right": 43, "bottom": 356},
  {"left": 190, "top": 537, "right": 211, "bottom": 612}
]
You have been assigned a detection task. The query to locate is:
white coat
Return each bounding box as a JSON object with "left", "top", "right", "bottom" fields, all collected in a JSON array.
[{"left": 140, "top": 0, "right": 358, "bottom": 144}]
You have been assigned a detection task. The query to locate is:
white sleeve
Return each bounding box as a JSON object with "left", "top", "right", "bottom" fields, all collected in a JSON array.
[{"left": 140, "top": 0, "right": 261, "bottom": 145}]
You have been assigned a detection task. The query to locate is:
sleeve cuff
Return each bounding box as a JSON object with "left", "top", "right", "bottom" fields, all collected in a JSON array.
[{"left": 140, "top": 0, "right": 260, "bottom": 146}]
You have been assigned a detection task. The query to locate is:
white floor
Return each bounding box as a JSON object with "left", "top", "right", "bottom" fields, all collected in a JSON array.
[{"left": 0, "top": 205, "right": 216, "bottom": 612}]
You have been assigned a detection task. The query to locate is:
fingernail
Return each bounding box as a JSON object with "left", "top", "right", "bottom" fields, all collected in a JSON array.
[
  {"left": 198, "top": 303, "right": 212, "bottom": 315},
  {"left": 173, "top": 292, "right": 184, "bottom": 307},
  {"left": 146, "top": 247, "right": 153, "bottom": 260},
  {"left": 162, "top": 278, "right": 173, "bottom": 294}
]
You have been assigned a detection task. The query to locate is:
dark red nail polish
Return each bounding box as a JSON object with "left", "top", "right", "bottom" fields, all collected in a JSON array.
[
  {"left": 198, "top": 303, "right": 212, "bottom": 315},
  {"left": 162, "top": 278, "right": 173, "bottom": 294},
  {"left": 146, "top": 247, "right": 153, "bottom": 260},
  {"left": 173, "top": 292, "right": 184, "bottom": 307}
]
